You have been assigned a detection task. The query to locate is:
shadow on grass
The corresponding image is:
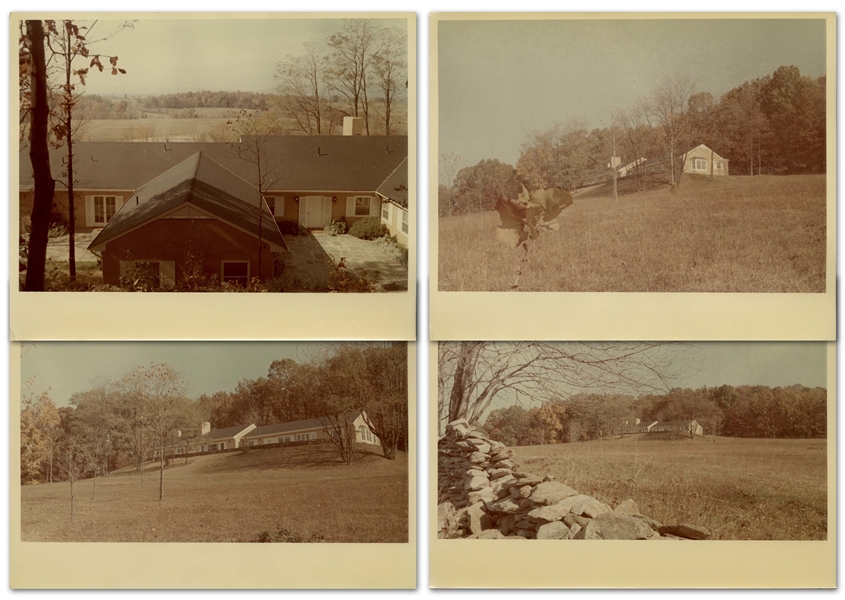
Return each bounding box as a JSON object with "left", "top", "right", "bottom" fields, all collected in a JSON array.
[{"left": 192, "top": 443, "right": 387, "bottom": 475}]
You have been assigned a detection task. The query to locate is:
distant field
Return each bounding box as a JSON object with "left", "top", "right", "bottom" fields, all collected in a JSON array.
[
  {"left": 21, "top": 444, "right": 408, "bottom": 543},
  {"left": 81, "top": 117, "right": 231, "bottom": 142},
  {"left": 439, "top": 174, "right": 826, "bottom": 292},
  {"left": 512, "top": 435, "right": 827, "bottom": 540}
]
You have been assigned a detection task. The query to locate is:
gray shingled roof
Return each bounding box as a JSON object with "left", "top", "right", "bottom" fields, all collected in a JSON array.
[
  {"left": 207, "top": 424, "right": 255, "bottom": 441},
  {"left": 20, "top": 136, "right": 408, "bottom": 193},
  {"left": 88, "top": 152, "right": 286, "bottom": 251},
  {"left": 245, "top": 411, "right": 364, "bottom": 438},
  {"left": 376, "top": 157, "right": 409, "bottom": 209}
]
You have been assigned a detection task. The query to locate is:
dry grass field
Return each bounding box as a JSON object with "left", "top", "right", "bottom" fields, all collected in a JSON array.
[
  {"left": 439, "top": 174, "right": 826, "bottom": 292},
  {"left": 513, "top": 435, "right": 827, "bottom": 540},
  {"left": 21, "top": 444, "right": 408, "bottom": 543}
]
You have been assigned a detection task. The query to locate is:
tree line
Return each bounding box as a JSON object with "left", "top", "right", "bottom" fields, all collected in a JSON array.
[
  {"left": 20, "top": 343, "right": 408, "bottom": 520},
  {"left": 439, "top": 66, "right": 826, "bottom": 217},
  {"left": 481, "top": 384, "right": 826, "bottom": 447}
]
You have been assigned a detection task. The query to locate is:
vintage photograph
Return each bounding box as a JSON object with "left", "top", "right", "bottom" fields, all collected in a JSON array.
[
  {"left": 437, "top": 341, "right": 828, "bottom": 541},
  {"left": 17, "top": 341, "right": 409, "bottom": 543},
  {"left": 18, "top": 16, "right": 410, "bottom": 293},
  {"left": 436, "top": 17, "right": 828, "bottom": 293}
]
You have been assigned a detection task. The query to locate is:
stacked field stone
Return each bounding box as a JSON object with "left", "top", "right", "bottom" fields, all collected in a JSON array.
[{"left": 437, "top": 418, "right": 711, "bottom": 541}]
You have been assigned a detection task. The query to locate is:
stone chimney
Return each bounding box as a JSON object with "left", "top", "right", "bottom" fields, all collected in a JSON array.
[
  {"left": 343, "top": 116, "right": 364, "bottom": 136},
  {"left": 201, "top": 421, "right": 211, "bottom": 436}
]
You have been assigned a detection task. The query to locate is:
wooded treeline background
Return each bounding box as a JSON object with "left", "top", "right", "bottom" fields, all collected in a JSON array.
[
  {"left": 60, "top": 19, "right": 408, "bottom": 136},
  {"left": 20, "top": 342, "right": 408, "bottom": 487},
  {"left": 439, "top": 65, "right": 826, "bottom": 216},
  {"left": 481, "top": 384, "right": 827, "bottom": 447}
]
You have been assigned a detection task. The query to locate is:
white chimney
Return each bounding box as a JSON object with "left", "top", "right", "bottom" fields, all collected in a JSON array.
[
  {"left": 201, "top": 422, "right": 211, "bottom": 436},
  {"left": 343, "top": 116, "right": 364, "bottom": 136}
]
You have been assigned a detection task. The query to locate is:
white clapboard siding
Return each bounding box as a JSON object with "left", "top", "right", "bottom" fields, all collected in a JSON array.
[{"left": 369, "top": 196, "right": 380, "bottom": 217}]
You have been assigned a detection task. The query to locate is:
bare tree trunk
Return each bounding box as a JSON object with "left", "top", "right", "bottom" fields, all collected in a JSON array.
[
  {"left": 24, "top": 20, "right": 56, "bottom": 292},
  {"left": 709, "top": 148, "right": 714, "bottom": 181},
  {"left": 158, "top": 440, "right": 165, "bottom": 501},
  {"left": 70, "top": 477, "right": 75, "bottom": 522},
  {"left": 91, "top": 466, "right": 96, "bottom": 499},
  {"left": 65, "top": 53, "right": 77, "bottom": 281}
]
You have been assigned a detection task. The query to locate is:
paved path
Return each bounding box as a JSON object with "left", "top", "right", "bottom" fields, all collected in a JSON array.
[
  {"left": 45, "top": 231, "right": 101, "bottom": 263},
  {"left": 281, "top": 231, "right": 407, "bottom": 291}
]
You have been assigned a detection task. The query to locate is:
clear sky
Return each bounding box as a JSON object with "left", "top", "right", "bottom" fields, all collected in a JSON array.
[
  {"left": 477, "top": 341, "right": 827, "bottom": 418},
  {"left": 438, "top": 18, "right": 827, "bottom": 168},
  {"left": 52, "top": 16, "right": 406, "bottom": 96},
  {"left": 20, "top": 341, "right": 334, "bottom": 406}
]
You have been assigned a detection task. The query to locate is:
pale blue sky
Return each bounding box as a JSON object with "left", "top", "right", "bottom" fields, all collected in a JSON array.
[
  {"left": 20, "top": 341, "right": 331, "bottom": 406},
  {"left": 438, "top": 18, "right": 827, "bottom": 168},
  {"left": 48, "top": 17, "right": 406, "bottom": 96}
]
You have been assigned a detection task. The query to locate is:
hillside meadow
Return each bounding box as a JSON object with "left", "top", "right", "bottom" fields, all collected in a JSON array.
[
  {"left": 512, "top": 435, "right": 827, "bottom": 540},
  {"left": 439, "top": 174, "right": 826, "bottom": 293},
  {"left": 21, "top": 444, "right": 408, "bottom": 543}
]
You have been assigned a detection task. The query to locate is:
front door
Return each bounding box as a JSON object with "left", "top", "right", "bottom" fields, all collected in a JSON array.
[
  {"left": 300, "top": 196, "right": 332, "bottom": 229},
  {"left": 305, "top": 196, "right": 324, "bottom": 229}
]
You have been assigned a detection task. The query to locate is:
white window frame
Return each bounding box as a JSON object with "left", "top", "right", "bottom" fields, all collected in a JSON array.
[
  {"left": 691, "top": 157, "right": 707, "bottom": 171},
  {"left": 87, "top": 194, "right": 123, "bottom": 227},
  {"left": 715, "top": 161, "right": 723, "bottom": 170},
  {"left": 354, "top": 196, "right": 371, "bottom": 216},
  {"left": 221, "top": 260, "right": 250, "bottom": 286},
  {"left": 401, "top": 208, "right": 409, "bottom": 234},
  {"left": 309, "top": 432, "right": 317, "bottom": 440},
  {"left": 267, "top": 195, "right": 284, "bottom": 217},
  {"left": 381, "top": 202, "right": 390, "bottom": 221}
]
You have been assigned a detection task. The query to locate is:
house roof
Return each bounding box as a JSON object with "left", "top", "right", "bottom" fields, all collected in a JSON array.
[
  {"left": 87, "top": 152, "right": 287, "bottom": 252},
  {"left": 20, "top": 136, "right": 408, "bottom": 193},
  {"left": 206, "top": 423, "right": 255, "bottom": 441},
  {"left": 376, "top": 157, "right": 409, "bottom": 209},
  {"left": 244, "top": 411, "right": 365, "bottom": 438}
]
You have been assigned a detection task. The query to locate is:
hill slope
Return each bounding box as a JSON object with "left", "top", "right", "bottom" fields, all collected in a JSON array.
[
  {"left": 439, "top": 174, "right": 826, "bottom": 292},
  {"left": 22, "top": 444, "right": 408, "bottom": 543}
]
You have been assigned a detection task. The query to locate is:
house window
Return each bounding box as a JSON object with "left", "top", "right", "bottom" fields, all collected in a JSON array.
[
  {"left": 382, "top": 202, "right": 390, "bottom": 221},
  {"left": 691, "top": 157, "right": 707, "bottom": 171},
  {"left": 222, "top": 261, "right": 249, "bottom": 286},
  {"left": 309, "top": 432, "right": 317, "bottom": 440},
  {"left": 94, "top": 195, "right": 119, "bottom": 224},
  {"left": 175, "top": 448, "right": 183, "bottom": 455},
  {"left": 715, "top": 161, "right": 723, "bottom": 170},
  {"left": 355, "top": 196, "right": 371, "bottom": 216},
  {"left": 266, "top": 196, "right": 284, "bottom": 217},
  {"left": 401, "top": 209, "right": 409, "bottom": 234}
]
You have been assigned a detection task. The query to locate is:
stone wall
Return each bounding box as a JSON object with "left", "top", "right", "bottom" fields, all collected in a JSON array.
[{"left": 438, "top": 419, "right": 711, "bottom": 540}]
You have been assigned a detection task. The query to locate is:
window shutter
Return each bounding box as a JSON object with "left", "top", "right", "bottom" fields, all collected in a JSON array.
[
  {"left": 298, "top": 197, "right": 307, "bottom": 225},
  {"left": 274, "top": 196, "right": 284, "bottom": 217},
  {"left": 346, "top": 197, "right": 355, "bottom": 217},
  {"left": 369, "top": 196, "right": 379, "bottom": 217},
  {"left": 160, "top": 261, "right": 176, "bottom": 289},
  {"left": 323, "top": 196, "right": 332, "bottom": 227},
  {"left": 85, "top": 195, "right": 95, "bottom": 227}
]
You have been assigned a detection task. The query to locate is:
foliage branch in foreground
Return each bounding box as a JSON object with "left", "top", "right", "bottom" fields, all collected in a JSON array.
[{"left": 495, "top": 185, "right": 572, "bottom": 289}]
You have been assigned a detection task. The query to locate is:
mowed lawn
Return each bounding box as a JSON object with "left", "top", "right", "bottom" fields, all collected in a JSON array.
[
  {"left": 512, "top": 436, "right": 827, "bottom": 540},
  {"left": 439, "top": 174, "right": 826, "bottom": 292},
  {"left": 21, "top": 444, "right": 408, "bottom": 543}
]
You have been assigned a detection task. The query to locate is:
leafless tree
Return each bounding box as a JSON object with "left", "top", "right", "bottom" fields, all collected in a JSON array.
[
  {"left": 275, "top": 41, "right": 339, "bottom": 135},
  {"left": 642, "top": 73, "right": 696, "bottom": 189},
  {"left": 438, "top": 152, "right": 461, "bottom": 217},
  {"left": 372, "top": 26, "right": 407, "bottom": 135},
  {"left": 438, "top": 341, "right": 694, "bottom": 433},
  {"left": 327, "top": 19, "right": 382, "bottom": 135}
]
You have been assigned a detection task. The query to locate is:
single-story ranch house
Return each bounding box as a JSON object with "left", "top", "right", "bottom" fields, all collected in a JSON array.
[
  {"left": 155, "top": 411, "right": 380, "bottom": 458},
  {"left": 580, "top": 144, "right": 729, "bottom": 188},
  {"left": 19, "top": 127, "right": 409, "bottom": 284}
]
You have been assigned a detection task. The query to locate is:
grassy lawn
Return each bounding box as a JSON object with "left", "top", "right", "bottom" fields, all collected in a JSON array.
[
  {"left": 21, "top": 444, "right": 408, "bottom": 543},
  {"left": 512, "top": 435, "right": 827, "bottom": 540},
  {"left": 439, "top": 174, "right": 826, "bottom": 292}
]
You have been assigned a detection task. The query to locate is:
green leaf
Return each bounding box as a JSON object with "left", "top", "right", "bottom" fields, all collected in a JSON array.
[{"left": 496, "top": 225, "right": 528, "bottom": 249}]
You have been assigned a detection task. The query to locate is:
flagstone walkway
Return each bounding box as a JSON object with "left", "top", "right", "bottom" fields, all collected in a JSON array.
[{"left": 280, "top": 231, "right": 408, "bottom": 291}]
